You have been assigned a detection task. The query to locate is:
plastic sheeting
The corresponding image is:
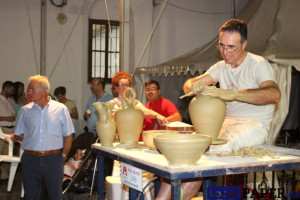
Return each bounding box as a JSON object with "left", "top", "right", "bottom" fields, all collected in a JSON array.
[{"left": 266, "top": 63, "right": 291, "bottom": 145}]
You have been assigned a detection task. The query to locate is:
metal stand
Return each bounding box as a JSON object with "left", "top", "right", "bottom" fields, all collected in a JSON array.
[{"left": 90, "top": 157, "right": 98, "bottom": 196}]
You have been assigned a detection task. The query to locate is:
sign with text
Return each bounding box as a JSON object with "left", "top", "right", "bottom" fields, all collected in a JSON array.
[
  {"left": 120, "top": 162, "right": 143, "bottom": 192},
  {"left": 207, "top": 186, "right": 241, "bottom": 200}
]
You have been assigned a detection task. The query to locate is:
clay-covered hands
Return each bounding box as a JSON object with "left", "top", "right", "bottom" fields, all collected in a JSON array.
[
  {"left": 190, "top": 80, "right": 206, "bottom": 95},
  {"left": 180, "top": 80, "right": 206, "bottom": 99},
  {"left": 202, "top": 86, "right": 237, "bottom": 101}
]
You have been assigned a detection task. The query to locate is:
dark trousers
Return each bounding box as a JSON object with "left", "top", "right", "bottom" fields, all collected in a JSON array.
[{"left": 21, "top": 152, "right": 64, "bottom": 200}]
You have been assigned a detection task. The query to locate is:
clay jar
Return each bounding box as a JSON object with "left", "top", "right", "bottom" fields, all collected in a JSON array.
[
  {"left": 115, "top": 87, "right": 144, "bottom": 145},
  {"left": 93, "top": 101, "right": 116, "bottom": 146},
  {"left": 188, "top": 92, "right": 226, "bottom": 142}
]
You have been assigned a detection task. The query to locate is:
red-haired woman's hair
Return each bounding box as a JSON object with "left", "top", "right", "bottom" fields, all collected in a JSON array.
[{"left": 111, "top": 72, "right": 132, "bottom": 87}]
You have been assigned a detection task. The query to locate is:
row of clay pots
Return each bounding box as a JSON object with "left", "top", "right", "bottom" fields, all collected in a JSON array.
[
  {"left": 94, "top": 87, "right": 227, "bottom": 166},
  {"left": 93, "top": 87, "right": 144, "bottom": 147}
]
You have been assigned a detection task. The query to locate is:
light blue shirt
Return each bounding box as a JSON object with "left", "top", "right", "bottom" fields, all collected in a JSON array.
[
  {"left": 14, "top": 99, "right": 74, "bottom": 151},
  {"left": 85, "top": 92, "right": 113, "bottom": 136}
]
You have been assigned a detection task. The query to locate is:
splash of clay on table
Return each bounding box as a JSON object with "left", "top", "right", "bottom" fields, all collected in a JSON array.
[{"left": 208, "top": 146, "right": 277, "bottom": 159}]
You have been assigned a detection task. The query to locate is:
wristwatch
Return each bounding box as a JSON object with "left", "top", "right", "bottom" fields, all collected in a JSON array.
[{"left": 62, "top": 153, "right": 67, "bottom": 159}]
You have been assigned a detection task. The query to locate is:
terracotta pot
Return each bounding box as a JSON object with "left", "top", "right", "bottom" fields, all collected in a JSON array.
[
  {"left": 142, "top": 130, "right": 180, "bottom": 150},
  {"left": 93, "top": 102, "right": 116, "bottom": 146},
  {"left": 154, "top": 134, "right": 211, "bottom": 166},
  {"left": 188, "top": 93, "right": 226, "bottom": 142},
  {"left": 115, "top": 87, "right": 144, "bottom": 145}
]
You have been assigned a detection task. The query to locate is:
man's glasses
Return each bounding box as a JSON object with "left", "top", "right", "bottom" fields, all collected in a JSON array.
[
  {"left": 145, "top": 88, "right": 158, "bottom": 92},
  {"left": 216, "top": 43, "right": 239, "bottom": 53}
]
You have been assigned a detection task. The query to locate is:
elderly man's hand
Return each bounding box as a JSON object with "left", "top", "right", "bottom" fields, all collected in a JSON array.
[
  {"left": 9, "top": 134, "right": 18, "bottom": 142},
  {"left": 190, "top": 80, "right": 206, "bottom": 95},
  {"left": 201, "top": 86, "right": 237, "bottom": 101}
]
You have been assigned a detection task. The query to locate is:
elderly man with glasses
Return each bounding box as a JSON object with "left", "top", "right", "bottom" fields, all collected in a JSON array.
[
  {"left": 12, "top": 75, "right": 74, "bottom": 200},
  {"left": 156, "top": 18, "right": 281, "bottom": 200}
]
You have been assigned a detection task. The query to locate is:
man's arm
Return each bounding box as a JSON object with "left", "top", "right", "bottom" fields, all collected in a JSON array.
[
  {"left": 164, "top": 99, "right": 182, "bottom": 122},
  {"left": 237, "top": 80, "right": 281, "bottom": 104},
  {"left": 71, "top": 107, "right": 79, "bottom": 119},
  {"left": 202, "top": 80, "right": 281, "bottom": 105},
  {"left": 84, "top": 98, "right": 92, "bottom": 120},
  {"left": 183, "top": 74, "right": 215, "bottom": 94},
  {"left": 0, "top": 116, "right": 16, "bottom": 122},
  {"left": 166, "top": 112, "right": 182, "bottom": 122},
  {"left": 62, "top": 134, "right": 73, "bottom": 161},
  {"left": 136, "top": 104, "right": 169, "bottom": 126}
]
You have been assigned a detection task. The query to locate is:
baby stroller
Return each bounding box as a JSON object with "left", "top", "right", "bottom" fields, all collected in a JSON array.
[{"left": 62, "top": 132, "right": 98, "bottom": 195}]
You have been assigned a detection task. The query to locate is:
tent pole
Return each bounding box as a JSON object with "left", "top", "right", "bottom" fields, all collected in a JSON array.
[
  {"left": 120, "top": 0, "right": 130, "bottom": 73},
  {"left": 40, "top": 0, "right": 47, "bottom": 75}
]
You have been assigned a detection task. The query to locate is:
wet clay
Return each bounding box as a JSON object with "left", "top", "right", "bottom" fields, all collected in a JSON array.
[
  {"left": 93, "top": 101, "right": 116, "bottom": 146},
  {"left": 188, "top": 89, "right": 226, "bottom": 141},
  {"left": 115, "top": 87, "right": 144, "bottom": 145}
]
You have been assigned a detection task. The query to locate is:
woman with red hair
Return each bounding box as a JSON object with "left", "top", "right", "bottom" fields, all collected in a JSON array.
[{"left": 110, "top": 72, "right": 168, "bottom": 130}]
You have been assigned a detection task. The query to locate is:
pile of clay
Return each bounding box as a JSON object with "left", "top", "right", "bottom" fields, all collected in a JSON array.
[{"left": 208, "top": 146, "right": 277, "bottom": 159}]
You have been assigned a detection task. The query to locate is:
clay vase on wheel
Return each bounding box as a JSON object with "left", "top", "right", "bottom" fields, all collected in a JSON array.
[
  {"left": 188, "top": 92, "right": 226, "bottom": 143},
  {"left": 93, "top": 101, "right": 116, "bottom": 146},
  {"left": 115, "top": 87, "right": 144, "bottom": 145}
]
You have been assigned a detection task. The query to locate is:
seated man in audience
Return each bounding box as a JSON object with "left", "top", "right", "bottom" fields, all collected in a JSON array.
[{"left": 143, "top": 80, "right": 181, "bottom": 130}]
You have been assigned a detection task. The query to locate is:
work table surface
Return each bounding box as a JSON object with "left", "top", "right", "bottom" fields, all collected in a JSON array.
[{"left": 92, "top": 143, "right": 300, "bottom": 180}]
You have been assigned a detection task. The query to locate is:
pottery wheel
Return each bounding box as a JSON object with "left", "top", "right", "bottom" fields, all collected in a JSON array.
[{"left": 211, "top": 139, "right": 227, "bottom": 145}]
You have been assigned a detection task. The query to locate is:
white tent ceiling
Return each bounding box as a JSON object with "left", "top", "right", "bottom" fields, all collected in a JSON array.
[{"left": 134, "top": 0, "right": 300, "bottom": 77}]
